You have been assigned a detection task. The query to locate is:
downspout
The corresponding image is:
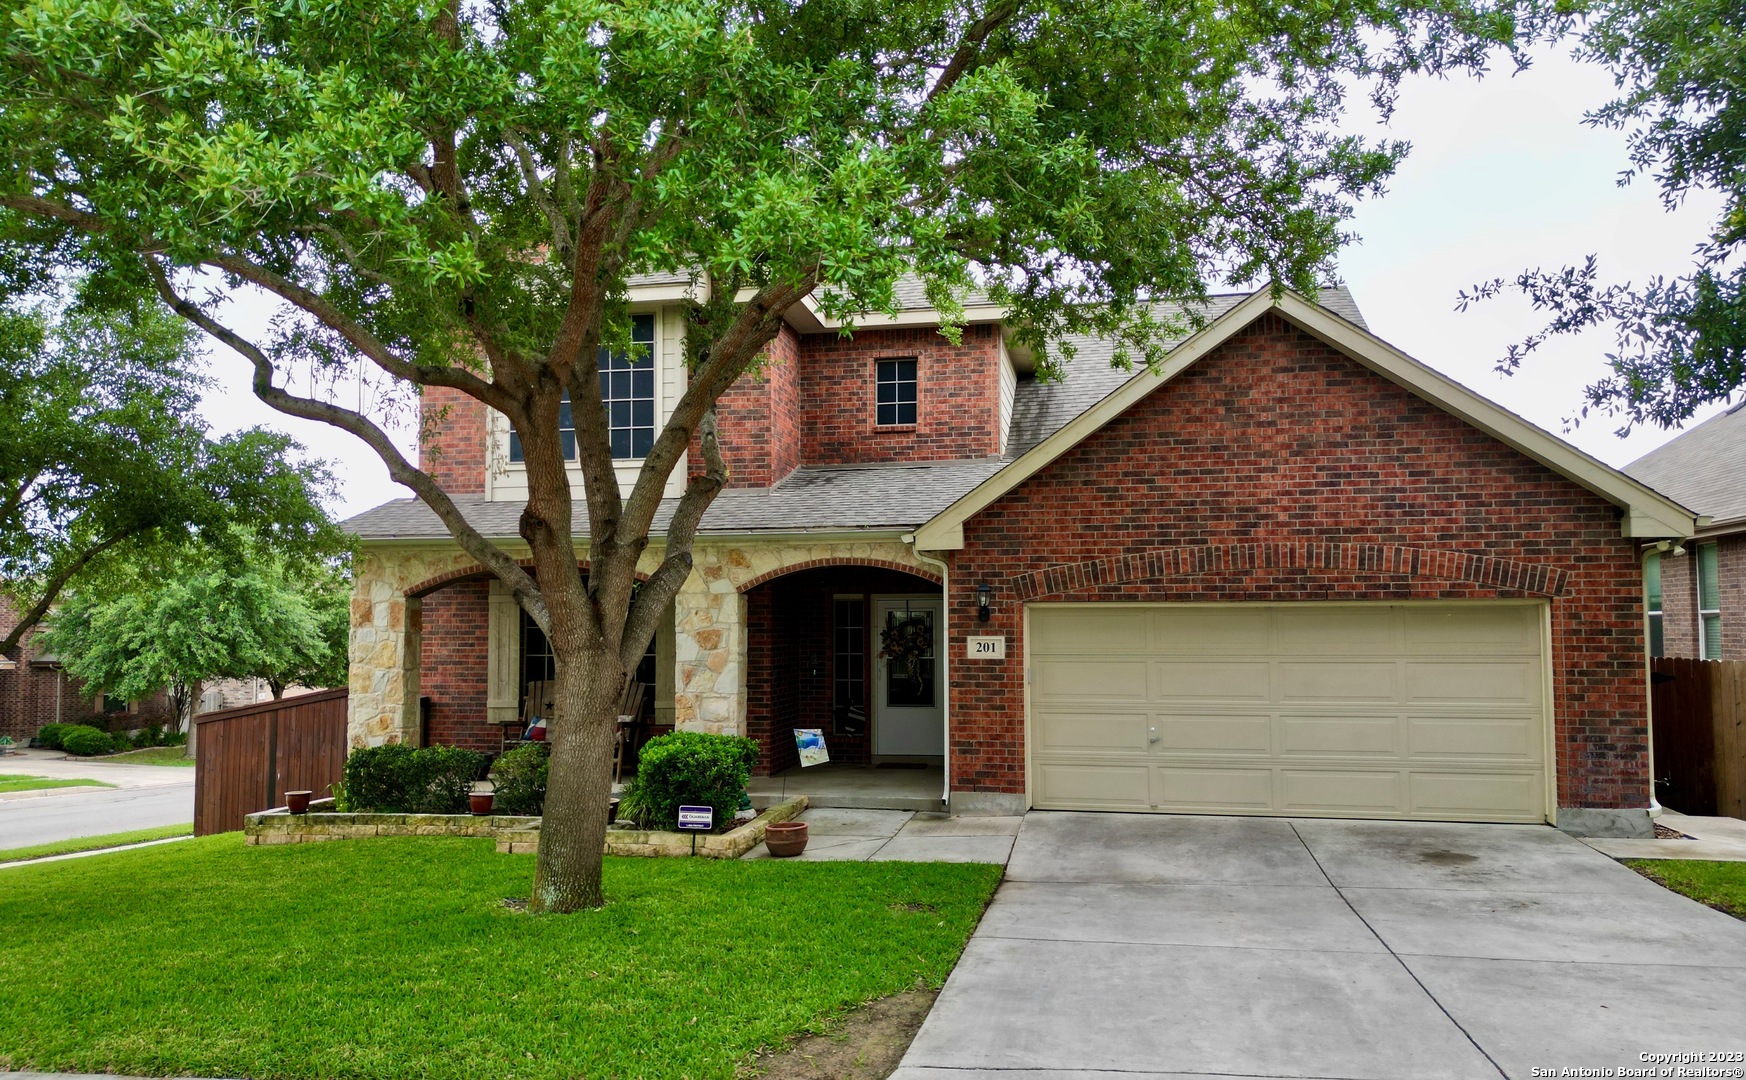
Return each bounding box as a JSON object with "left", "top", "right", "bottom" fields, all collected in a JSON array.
[
  {"left": 1642, "top": 539, "right": 1685, "bottom": 819},
  {"left": 905, "top": 534, "right": 951, "bottom": 810}
]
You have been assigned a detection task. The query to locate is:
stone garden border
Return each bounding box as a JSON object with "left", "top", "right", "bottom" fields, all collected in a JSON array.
[{"left": 244, "top": 795, "right": 809, "bottom": 860}]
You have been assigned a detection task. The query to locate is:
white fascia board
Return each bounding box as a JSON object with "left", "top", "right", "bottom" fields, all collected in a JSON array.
[
  {"left": 625, "top": 282, "right": 700, "bottom": 305},
  {"left": 914, "top": 287, "right": 1698, "bottom": 551}
]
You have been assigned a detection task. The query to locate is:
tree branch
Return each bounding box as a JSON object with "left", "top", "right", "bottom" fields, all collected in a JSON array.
[
  {"left": 0, "top": 530, "right": 136, "bottom": 656},
  {"left": 926, "top": 0, "right": 1021, "bottom": 105},
  {"left": 144, "top": 259, "right": 551, "bottom": 631}
]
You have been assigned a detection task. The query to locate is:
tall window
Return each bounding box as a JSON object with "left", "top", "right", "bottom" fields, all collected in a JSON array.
[
  {"left": 510, "top": 313, "right": 656, "bottom": 462},
  {"left": 1645, "top": 551, "right": 1664, "bottom": 658},
  {"left": 519, "top": 610, "right": 657, "bottom": 709},
  {"left": 876, "top": 358, "right": 917, "bottom": 426},
  {"left": 1698, "top": 542, "right": 1722, "bottom": 659}
]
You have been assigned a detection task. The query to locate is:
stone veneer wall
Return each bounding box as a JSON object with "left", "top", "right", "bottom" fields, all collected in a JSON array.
[{"left": 347, "top": 538, "right": 936, "bottom": 749}]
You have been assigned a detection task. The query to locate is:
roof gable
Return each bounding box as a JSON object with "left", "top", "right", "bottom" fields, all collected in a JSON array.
[
  {"left": 912, "top": 288, "right": 1697, "bottom": 550},
  {"left": 1624, "top": 400, "right": 1746, "bottom": 531}
]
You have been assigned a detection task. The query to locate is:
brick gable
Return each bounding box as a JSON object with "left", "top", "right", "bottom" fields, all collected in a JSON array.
[{"left": 946, "top": 313, "right": 1648, "bottom": 810}]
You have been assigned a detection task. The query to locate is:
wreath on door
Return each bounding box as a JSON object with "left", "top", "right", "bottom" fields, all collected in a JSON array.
[{"left": 879, "top": 613, "right": 932, "bottom": 695}]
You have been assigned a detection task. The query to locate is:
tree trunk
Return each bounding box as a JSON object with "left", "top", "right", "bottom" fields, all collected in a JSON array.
[{"left": 529, "top": 641, "right": 628, "bottom": 913}]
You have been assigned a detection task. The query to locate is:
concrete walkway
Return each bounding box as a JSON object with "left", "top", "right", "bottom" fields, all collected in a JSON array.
[
  {"left": 743, "top": 807, "right": 1020, "bottom": 863},
  {"left": 893, "top": 813, "right": 1746, "bottom": 1079},
  {"left": 1583, "top": 809, "right": 1746, "bottom": 862}
]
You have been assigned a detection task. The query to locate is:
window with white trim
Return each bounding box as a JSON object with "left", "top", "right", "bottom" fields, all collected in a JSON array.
[
  {"left": 876, "top": 358, "right": 917, "bottom": 426},
  {"left": 1645, "top": 551, "right": 1664, "bottom": 658},
  {"left": 509, "top": 313, "right": 656, "bottom": 462},
  {"left": 1698, "top": 542, "right": 1722, "bottom": 659}
]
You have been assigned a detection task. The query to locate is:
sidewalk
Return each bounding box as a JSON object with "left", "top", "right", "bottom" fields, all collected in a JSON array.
[
  {"left": 0, "top": 747, "right": 193, "bottom": 798},
  {"left": 743, "top": 808, "right": 1020, "bottom": 863},
  {"left": 1581, "top": 809, "right": 1746, "bottom": 862}
]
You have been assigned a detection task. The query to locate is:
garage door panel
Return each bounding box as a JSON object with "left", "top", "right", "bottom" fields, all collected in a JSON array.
[
  {"left": 1154, "top": 713, "right": 1272, "bottom": 753},
  {"left": 1028, "top": 603, "right": 1549, "bottom": 824},
  {"left": 1279, "top": 714, "right": 1399, "bottom": 756},
  {"left": 1408, "top": 771, "right": 1544, "bottom": 821},
  {"left": 1277, "top": 661, "right": 1398, "bottom": 702},
  {"left": 1034, "top": 710, "right": 1150, "bottom": 754},
  {"left": 1154, "top": 766, "right": 1273, "bottom": 811},
  {"left": 1403, "top": 606, "right": 1540, "bottom": 652},
  {"left": 1408, "top": 715, "right": 1538, "bottom": 759},
  {"left": 1276, "top": 608, "right": 1396, "bottom": 651},
  {"left": 1034, "top": 762, "right": 1151, "bottom": 810},
  {"left": 1150, "top": 661, "right": 1273, "bottom": 702},
  {"left": 1035, "top": 659, "right": 1150, "bottom": 701},
  {"left": 1030, "top": 607, "right": 1149, "bottom": 652},
  {"left": 1279, "top": 770, "right": 1403, "bottom": 815},
  {"left": 1404, "top": 661, "right": 1539, "bottom": 704},
  {"left": 1149, "top": 607, "right": 1270, "bottom": 651}
]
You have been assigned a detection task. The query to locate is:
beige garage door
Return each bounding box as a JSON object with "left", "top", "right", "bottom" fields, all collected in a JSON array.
[{"left": 1028, "top": 603, "right": 1549, "bottom": 822}]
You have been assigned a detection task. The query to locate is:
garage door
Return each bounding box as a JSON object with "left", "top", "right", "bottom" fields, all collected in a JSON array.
[{"left": 1028, "top": 603, "right": 1549, "bottom": 822}]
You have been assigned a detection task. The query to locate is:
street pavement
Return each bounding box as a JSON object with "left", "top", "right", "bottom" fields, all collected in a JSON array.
[{"left": 0, "top": 748, "right": 194, "bottom": 848}]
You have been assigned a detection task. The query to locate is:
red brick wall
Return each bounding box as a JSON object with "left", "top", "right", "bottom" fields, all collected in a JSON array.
[
  {"left": 1660, "top": 534, "right": 1746, "bottom": 659},
  {"left": 420, "top": 384, "right": 487, "bottom": 495},
  {"left": 418, "top": 578, "right": 495, "bottom": 752},
  {"left": 1, "top": 600, "right": 165, "bottom": 740},
  {"left": 946, "top": 314, "right": 1650, "bottom": 811},
  {"left": 709, "top": 324, "right": 805, "bottom": 488},
  {"left": 797, "top": 323, "right": 1002, "bottom": 466}
]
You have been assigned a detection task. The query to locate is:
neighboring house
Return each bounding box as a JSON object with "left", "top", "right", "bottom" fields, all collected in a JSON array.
[
  {"left": 0, "top": 598, "right": 172, "bottom": 740},
  {"left": 341, "top": 281, "right": 1696, "bottom": 837},
  {"left": 1624, "top": 401, "right": 1746, "bottom": 660}
]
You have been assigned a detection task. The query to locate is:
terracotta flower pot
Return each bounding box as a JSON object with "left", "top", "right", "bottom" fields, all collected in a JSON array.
[
  {"left": 764, "top": 820, "right": 808, "bottom": 857},
  {"left": 469, "top": 791, "right": 496, "bottom": 816},
  {"left": 285, "top": 790, "right": 313, "bottom": 815}
]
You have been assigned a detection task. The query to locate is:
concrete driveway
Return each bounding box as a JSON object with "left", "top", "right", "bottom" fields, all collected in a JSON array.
[{"left": 893, "top": 812, "right": 1746, "bottom": 1080}]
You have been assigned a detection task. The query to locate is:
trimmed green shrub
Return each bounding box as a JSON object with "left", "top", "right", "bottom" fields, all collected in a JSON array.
[
  {"left": 163, "top": 729, "right": 187, "bottom": 747},
  {"left": 490, "top": 742, "right": 550, "bottom": 816},
  {"left": 338, "top": 744, "right": 492, "bottom": 814},
  {"left": 60, "top": 725, "right": 114, "bottom": 757},
  {"left": 35, "top": 723, "right": 74, "bottom": 750},
  {"left": 132, "top": 726, "right": 161, "bottom": 749},
  {"left": 623, "top": 731, "right": 758, "bottom": 831}
]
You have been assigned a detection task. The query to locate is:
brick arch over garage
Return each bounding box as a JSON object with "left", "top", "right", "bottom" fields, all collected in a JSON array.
[
  {"left": 406, "top": 559, "right": 648, "bottom": 599},
  {"left": 736, "top": 558, "right": 942, "bottom": 594},
  {"left": 1009, "top": 542, "right": 1572, "bottom": 602}
]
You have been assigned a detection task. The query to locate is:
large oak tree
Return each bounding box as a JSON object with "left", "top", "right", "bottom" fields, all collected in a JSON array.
[{"left": 1, "top": 0, "right": 1550, "bottom": 911}]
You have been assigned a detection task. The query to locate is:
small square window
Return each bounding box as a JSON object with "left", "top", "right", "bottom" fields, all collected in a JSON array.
[{"left": 876, "top": 359, "right": 917, "bottom": 426}]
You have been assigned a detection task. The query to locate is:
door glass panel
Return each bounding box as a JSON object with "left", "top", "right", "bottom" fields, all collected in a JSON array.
[{"left": 882, "top": 609, "right": 935, "bottom": 707}]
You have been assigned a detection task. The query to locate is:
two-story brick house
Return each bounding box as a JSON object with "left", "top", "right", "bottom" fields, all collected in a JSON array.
[{"left": 341, "top": 281, "right": 1696, "bottom": 837}]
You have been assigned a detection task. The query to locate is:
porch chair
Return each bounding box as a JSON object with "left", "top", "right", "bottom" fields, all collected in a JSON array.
[{"left": 613, "top": 679, "right": 646, "bottom": 785}]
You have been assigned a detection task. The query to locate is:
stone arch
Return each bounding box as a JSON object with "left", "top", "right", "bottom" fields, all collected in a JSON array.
[
  {"left": 406, "top": 559, "right": 648, "bottom": 599},
  {"left": 1010, "top": 542, "right": 1571, "bottom": 602},
  {"left": 736, "top": 558, "right": 942, "bottom": 594}
]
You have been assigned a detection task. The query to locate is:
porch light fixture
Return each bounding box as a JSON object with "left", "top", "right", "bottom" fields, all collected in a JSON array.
[{"left": 976, "top": 582, "right": 992, "bottom": 624}]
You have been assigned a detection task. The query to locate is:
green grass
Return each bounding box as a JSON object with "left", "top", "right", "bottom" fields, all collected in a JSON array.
[
  {"left": 0, "top": 774, "right": 112, "bottom": 794},
  {"left": 1629, "top": 859, "right": 1746, "bottom": 920},
  {"left": 0, "top": 835, "right": 1003, "bottom": 1079},
  {"left": 102, "top": 746, "right": 194, "bottom": 766},
  {"left": 0, "top": 823, "right": 195, "bottom": 864}
]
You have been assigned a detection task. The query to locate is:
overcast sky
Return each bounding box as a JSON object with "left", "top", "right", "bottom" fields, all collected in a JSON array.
[{"left": 195, "top": 45, "right": 1731, "bottom": 521}]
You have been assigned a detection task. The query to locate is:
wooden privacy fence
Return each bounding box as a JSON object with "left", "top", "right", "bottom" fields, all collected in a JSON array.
[
  {"left": 1651, "top": 658, "right": 1746, "bottom": 818},
  {"left": 194, "top": 689, "right": 348, "bottom": 835}
]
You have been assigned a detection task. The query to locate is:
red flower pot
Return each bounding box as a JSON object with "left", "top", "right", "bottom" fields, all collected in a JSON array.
[
  {"left": 764, "top": 820, "right": 808, "bottom": 857},
  {"left": 285, "top": 790, "right": 313, "bottom": 815},
  {"left": 469, "top": 791, "right": 496, "bottom": 816}
]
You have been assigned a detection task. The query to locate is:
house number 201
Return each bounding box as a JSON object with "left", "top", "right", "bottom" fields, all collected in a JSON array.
[{"left": 965, "top": 636, "right": 1007, "bottom": 660}]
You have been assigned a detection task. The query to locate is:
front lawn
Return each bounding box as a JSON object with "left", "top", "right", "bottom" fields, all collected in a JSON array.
[
  {"left": 0, "top": 835, "right": 1002, "bottom": 1079},
  {"left": 0, "top": 774, "right": 112, "bottom": 794},
  {"left": 1629, "top": 859, "right": 1746, "bottom": 920}
]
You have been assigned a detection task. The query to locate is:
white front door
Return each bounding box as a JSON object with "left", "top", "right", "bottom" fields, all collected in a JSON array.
[{"left": 873, "top": 597, "right": 945, "bottom": 757}]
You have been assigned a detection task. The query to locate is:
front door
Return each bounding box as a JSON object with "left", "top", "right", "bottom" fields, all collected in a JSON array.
[{"left": 873, "top": 597, "right": 945, "bottom": 757}]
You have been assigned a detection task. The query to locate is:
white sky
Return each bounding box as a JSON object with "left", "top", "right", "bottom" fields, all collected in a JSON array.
[{"left": 195, "top": 46, "right": 1732, "bottom": 521}]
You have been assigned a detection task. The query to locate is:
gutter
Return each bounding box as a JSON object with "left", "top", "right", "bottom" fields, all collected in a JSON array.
[{"left": 904, "top": 532, "right": 952, "bottom": 810}]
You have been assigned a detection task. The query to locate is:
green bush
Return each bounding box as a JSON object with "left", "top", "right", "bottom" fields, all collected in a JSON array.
[
  {"left": 131, "top": 726, "right": 161, "bottom": 749},
  {"left": 60, "top": 725, "right": 114, "bottom": 757},
  {"left": 623, "top": 731, "right": 758, "bottom": 831},
  {"left": 163, "top": 729, "right": 187, "bottom": 747},
  {"left": 110, "top": 731, "right": 136, "bottom": 753},
  {"left": 338, "top": 744, "right": 491, "bottom": 814},
  {"left": 35, "top": 723, "right": 74, "bottom": 750},
  {"left": 490, "top": 742, "right": 550, "bottom": 816}
]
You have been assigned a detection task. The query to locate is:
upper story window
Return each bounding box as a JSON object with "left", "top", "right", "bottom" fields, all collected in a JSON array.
[
  {"left": 1698, "top": 541, "right": 1722, "bottom": 659},
  {"left": 1645, "top": 551, "right": 1664, "bottom": 658},
  {"left": 509, "top": 313, "right": 656, "bottom": 463},
  {"left": 876, "top": 358, "right": 917, "bottom": 426}
]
